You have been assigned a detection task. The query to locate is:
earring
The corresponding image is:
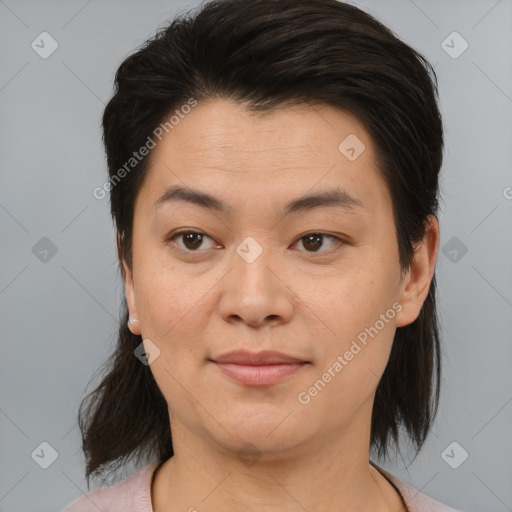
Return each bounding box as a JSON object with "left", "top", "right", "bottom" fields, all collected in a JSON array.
[{"left": 127, "top": 317, "right": 139, "bottom": 328}]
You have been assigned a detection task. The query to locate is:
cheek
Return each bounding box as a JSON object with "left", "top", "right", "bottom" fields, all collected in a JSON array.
[
  {"left": 135, "top": 254, "right": 221, "bottom": 357},
  {"left": 137, "top": 269, "right": 208, "bottom": 408},
  {"left": 301, "top": 252, "right": 399, "bottom": 378},
  {"left": 308, "top": 266, "right": 396, "bottom": 340},
  {"left": 300, "top": 295, "right": 397, "bottom": 426},
  {"left": 136, "top": 256, "right": 206, "bottom": 333}
]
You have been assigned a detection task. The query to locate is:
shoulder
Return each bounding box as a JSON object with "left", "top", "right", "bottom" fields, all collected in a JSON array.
[
  {"left": 60, "top": 462, "right": 158, "bottom": 512},
  {"left": 372, "top": 461, "right": 464, "bottom": 512}
]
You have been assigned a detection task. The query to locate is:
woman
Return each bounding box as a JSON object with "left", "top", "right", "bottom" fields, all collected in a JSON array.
[{"left": 62, "top": 0, "right": 463, "bottom": 510}]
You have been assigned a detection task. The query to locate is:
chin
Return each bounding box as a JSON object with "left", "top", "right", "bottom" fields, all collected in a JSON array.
[{"left": 208, "top": 411, "right": 306, "bottom": 452}]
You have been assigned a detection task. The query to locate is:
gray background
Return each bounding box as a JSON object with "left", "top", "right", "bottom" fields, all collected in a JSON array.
[{"left": 0, "top": 0, "right": 511, "bottom": 511}]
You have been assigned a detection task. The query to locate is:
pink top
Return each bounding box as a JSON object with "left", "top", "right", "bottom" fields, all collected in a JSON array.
[{"left": 61, "top": 460, "right": 462, "bottom": 511}]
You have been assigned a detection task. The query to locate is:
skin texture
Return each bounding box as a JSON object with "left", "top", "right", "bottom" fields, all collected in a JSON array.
[{"left": 123, "top": 99, "right": 440, "bottom": 512}]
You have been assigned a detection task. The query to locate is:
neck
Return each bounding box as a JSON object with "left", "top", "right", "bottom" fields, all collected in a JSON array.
[{"left": 151, "top": 399, "right": 406, "bottom": 512}]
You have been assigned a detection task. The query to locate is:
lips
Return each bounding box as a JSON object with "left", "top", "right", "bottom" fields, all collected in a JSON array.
[
  {"left": 210, "top": 350, "right": 309, "bottom": 386},
  {"left": 212, "top": 349, "right": 307, "bottom": 366}
]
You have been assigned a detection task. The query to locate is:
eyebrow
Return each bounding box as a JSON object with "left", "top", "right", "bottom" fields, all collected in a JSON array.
[{"left": 153, "top": 184, "right": 365, "bottom": 215}]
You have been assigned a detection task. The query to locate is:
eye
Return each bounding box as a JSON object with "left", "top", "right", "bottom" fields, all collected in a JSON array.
[
  {"left": 166, "top": 230, "right": 344, "bottom": 254},
  {"left": 292, "top": 233, "right": 344, "bottom": 253},
  {"left": 167, "top": 230, "right": 219, "bottom": 252}
]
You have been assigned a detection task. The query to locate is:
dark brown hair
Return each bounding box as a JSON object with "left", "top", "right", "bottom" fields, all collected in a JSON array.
[{"left": 78, "top": 0, "right": 444, "bottom": 488}]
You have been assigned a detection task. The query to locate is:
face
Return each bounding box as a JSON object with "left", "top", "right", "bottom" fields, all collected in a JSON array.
[{"left": 123, "top": 98, "right": 437, "bottom": 458}]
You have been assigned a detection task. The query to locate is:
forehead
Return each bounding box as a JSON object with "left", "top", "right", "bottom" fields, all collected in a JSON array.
[
  {"left": 152, "top": 99, "right": 369, "bottom": 160},
  {"left": 138, "top": 99, "right": 391, "bottom": 217}
]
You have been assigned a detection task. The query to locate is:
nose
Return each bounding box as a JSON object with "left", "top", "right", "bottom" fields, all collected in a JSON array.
[{"left": 217, "top": 247, "right": 294, "bottom": 329}]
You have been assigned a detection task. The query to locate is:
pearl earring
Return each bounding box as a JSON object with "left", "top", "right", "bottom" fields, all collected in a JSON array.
[{"left": 127, "top": 317, "right": 139, "bottom": 328}]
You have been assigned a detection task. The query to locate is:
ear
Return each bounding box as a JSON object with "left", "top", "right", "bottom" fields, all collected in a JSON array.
[
  {"left": 122, "top": 257, "right": 141, "bottom": 336},
  {"left": 395, "top": 215, "right": 440, "bottom": 328}
]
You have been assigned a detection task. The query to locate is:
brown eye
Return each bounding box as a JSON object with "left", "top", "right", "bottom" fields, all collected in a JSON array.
[
  {"left": 166, "top": 230, "right": 343, "bottom": 255},
  {"left": 181, "top": 232, "right": 204, "bottom": 250},
  {"left": 296, "top": 233, "right": 343, "bottom": 253},
  {"left": 168, "top": 231, "right": 216, "bottom": 252}
]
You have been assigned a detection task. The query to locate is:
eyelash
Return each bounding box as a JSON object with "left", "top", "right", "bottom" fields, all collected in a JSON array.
[{"left": 165, "top": 230, "right": 345, "bottom": 255}]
